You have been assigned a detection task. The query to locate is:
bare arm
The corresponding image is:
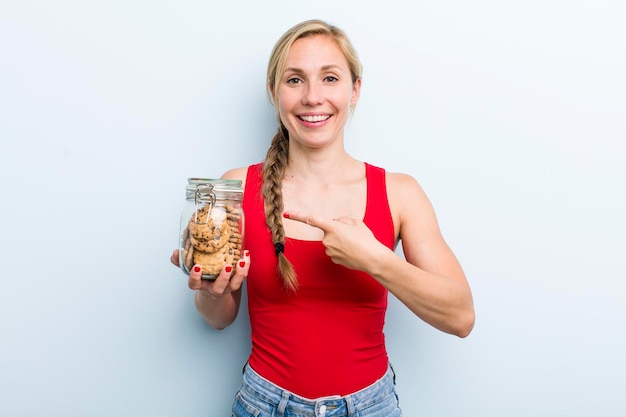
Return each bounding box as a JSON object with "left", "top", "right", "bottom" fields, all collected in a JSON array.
[{"left": 371, "top": 173, "right": 474, "bottom": 336}]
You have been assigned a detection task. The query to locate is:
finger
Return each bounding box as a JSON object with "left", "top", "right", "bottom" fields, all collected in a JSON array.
[
  {"left": 236, "top": 250, "right": 250, "bottom": 274},
  {"left": 170, "top": 249, "right": 180, "bottom": 267},
  {"left": 333, "top": 216, "right": 359, "bottom": 225},
  {"left": 210, "top": 264, "right": 235, "bottom": 295},
  {"left": 188, "top": 264, "right": 203, "bottom": 290},
  {"left": 283, "top": 210, "right": 334, "bottom": 231},
  {"left": 230, "top": 250, "right": 250, "bottom": 289}
]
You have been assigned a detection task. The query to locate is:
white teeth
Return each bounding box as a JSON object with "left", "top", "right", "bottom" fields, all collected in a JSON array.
[{"left": 300, "top": 115, "right": 330, "bottom": 122}]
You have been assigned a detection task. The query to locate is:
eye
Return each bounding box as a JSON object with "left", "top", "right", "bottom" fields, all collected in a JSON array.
[
  {"left": 286, "top": 77, "right": 302, "bottom": 85},
  {"left": 324, "top": 76, "right": 339, "bottom": 83}
]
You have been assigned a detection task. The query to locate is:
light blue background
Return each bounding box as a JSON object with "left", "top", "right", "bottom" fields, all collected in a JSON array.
[{"left": 1, "top": 1, "right": 625, "bottom": 416}]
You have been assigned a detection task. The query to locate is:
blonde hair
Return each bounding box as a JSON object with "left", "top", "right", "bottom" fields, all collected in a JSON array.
[{"left": 262, "top": 19, "right": 363, "bottom": 291}]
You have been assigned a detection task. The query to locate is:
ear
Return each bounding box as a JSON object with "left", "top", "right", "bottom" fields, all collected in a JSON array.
[
  {"left": 350, "top": 78, "right": 361, "bottom": 106},
  {"left": 269, "top": 83, "right": 276, "bottom": 104}
]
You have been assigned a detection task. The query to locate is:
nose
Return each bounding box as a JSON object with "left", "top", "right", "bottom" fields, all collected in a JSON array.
[{"left": 302, "top": 81, "right": 323, "bottom": 105}]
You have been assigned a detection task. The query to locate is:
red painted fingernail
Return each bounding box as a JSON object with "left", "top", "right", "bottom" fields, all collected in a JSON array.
[
  {"left": 239, "top": 260, "right": 245, "bottom": 268},
  {"left": 244, "top": 250, "right": 250, "bottom": 257},
  {"left": 283, "top": 212, "right": 290, "bottom": 218},
  {"left": 193, "top": 266, "right": 201, "bottom": 273},
  {"left": 225, "top": 265, "right": 233, "bottom": 273}
]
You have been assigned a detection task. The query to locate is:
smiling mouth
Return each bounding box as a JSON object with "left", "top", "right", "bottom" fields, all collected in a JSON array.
[{"left": 298, "top": 115, "right": 331, "bottom": 122}]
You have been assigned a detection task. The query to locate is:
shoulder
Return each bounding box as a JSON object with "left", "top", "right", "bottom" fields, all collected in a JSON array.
[
  {"left": 385, "top": 171, "right": 430, "bottom": 207},
  {"left": 221, "top": 167, "right": 248, "bottom": 181},
  {"left": 220, "top": 163, "right": 263, "bottom": 187},
  {"left": 383, "top": 171, "right": 438, "bottom": 236},
  {"left": 365, "top": 164, "right": 421, "bottom": 193},
  {"left": 364, "top": 163, "right": 431, "bottom": 215}
]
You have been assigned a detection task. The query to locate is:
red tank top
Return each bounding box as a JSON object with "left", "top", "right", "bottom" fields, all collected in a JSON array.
[{"left": 243, "top": 162, "right": 395, "bottom": 398}]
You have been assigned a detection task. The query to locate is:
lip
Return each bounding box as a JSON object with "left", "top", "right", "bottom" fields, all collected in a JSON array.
[{"left": 297, "top": 113, "right": 332, "bottom": 127}]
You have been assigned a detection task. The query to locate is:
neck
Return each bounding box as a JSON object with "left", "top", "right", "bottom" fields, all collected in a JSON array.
[{"left": 284, "top": 149, "right": 362, "bottom": 185}]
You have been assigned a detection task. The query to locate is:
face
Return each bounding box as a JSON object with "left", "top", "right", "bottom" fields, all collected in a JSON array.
[{"left": 274, "top": 34, "right": 361, "bottom": 149}]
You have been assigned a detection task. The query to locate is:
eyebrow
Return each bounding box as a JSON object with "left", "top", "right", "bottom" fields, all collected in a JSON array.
[{"left": 284, "top": 64, "right": 344, "bottom": 74}]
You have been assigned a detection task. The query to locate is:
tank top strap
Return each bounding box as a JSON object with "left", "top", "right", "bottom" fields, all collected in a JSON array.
[
  {"left": 364, "top": 163, "right": 395, "bottom": 249},
  {"left": 244, "top": 163, "right": 264, "bottom": 213}
]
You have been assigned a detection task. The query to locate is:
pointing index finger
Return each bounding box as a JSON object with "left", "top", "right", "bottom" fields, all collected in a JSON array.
[{"left": 283, "top": 211, "right": 333, "bottom": 231}]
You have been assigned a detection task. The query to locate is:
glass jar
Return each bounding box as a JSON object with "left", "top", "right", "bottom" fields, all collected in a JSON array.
[{"left": 179, "top": 178, "right": 244, "bottom": 280}]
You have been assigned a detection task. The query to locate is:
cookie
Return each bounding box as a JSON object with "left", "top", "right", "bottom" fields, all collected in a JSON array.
[
  {"left": 189, "top": 224, "right": 231, "bottom": 253},
  {"left": 193, "top": 243, "right": 236, "bottom": 277},
  {"left": 183, "top": 202, "right": 243, "bottom": 278},
  {"left": 188, "top": 216, "right": 232, "bottom": 252},
  {"left": 183, "top": 238, "right": 194, "bottom": 273}
]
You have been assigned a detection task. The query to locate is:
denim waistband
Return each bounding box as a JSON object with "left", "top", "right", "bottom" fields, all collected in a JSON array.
[{"left": 241, "top": 363, "right": 397, "bottom": 416}]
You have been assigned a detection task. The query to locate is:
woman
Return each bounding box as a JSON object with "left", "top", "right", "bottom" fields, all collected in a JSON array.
[{"left": 171, "top": 19, "right": 474, "bottom": 417}]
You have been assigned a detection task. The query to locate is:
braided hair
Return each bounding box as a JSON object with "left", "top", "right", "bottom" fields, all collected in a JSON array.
[{"left": 261, "top": 123, "right": 298, "bottom": 291}]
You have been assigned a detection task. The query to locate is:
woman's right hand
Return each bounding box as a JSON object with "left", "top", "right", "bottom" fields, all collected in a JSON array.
[{"left": 170, "top": 249, "right": 249, "bottom": 299}]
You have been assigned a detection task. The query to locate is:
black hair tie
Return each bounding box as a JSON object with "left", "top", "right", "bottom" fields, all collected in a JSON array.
[{"left": 274, "top": 242, "right": 285, "bottom": 256}]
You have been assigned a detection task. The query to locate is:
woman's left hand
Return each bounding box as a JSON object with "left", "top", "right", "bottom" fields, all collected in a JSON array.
[{"left": 283, "top": 211, "right": 390, "bottom": 273}]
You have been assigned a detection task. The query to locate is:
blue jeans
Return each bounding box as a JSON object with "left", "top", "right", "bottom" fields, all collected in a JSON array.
[{"left": 231, "top": 363, "right": 402, "bottom": 417}]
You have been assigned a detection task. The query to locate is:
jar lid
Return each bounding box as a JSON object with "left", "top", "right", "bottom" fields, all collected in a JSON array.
[
  {"left": 186, "top": 178, "right": 243, "bottom": 199},
  {"left": 187, "top": 178, "right": 242, "bottom": 189}
]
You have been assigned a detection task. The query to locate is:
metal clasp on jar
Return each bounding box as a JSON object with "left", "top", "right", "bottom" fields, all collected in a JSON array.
[{"left": 193, "top": 183, "right": 216, "bottom": 224}]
